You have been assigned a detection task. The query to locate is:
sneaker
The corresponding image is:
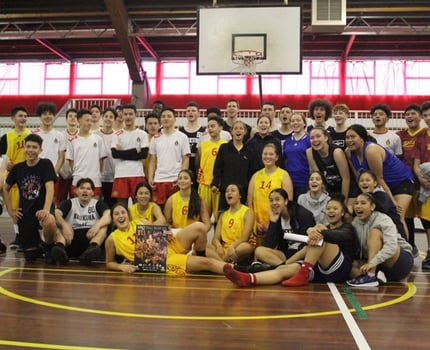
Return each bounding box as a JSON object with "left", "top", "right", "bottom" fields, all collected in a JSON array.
[
  {"left": 248, "top": 261, "right": 276, "bottom": 273},
  {"left": 0, "top": 239, "right": 6, "bottom": 254},
  {"left": 9, "top": 236, "right": 21, "bottom": 250},
  {"left": 51, "top": 245, "right": 69, "bottom": 265},
  {"left": 412, "top": 245, "right": 419, "bottom": 258},
  {"left": 24, "top": 248, "right": 43, "bottom": 261},
  {"left": 79, "top": 245, "right": 101, "bottom": 265},
  {"left": 346, "top": 274, "right": 379, "bottom": 288},
  {"left": 422, "top": 252, "right": 430, "bottom": 270},
  {"left": 376, "top": 270, "right": 387, "bottom": 284}
]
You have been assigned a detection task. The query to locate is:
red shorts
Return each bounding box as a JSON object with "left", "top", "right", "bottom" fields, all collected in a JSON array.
[
  {"left": 56, "top": 175, "right": 73, "bottom": 204},
  {"left": 111, "top": 177, "right": 146, "bottom": 199},
  {"left": 153, "top": 182, "right": 178, "bottom": 205},
  {"left": 70, "top": 186, "right": 102, "bottom": 198}
]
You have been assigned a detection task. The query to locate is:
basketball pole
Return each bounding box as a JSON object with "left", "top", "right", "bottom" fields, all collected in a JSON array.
[{"left": 258, "top": 74, "right": 263, "bottom": 108}]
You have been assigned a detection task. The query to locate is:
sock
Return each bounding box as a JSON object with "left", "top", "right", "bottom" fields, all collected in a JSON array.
[
  {"left": 55, "top": 242, "right": 65, "bottom": 249},
  {"left": 223, "top": 264, "right": 255, "bottom": 287},
  {"left": 88, "top": 242, "right": 98, "bottom": 249},
  {"left": 13, "top": 224, "right": 19, "bottom": 235},
  {"left": 196, "top": 249, "right": 206, "bottom": 257},
  {"left": 282, "top": 261, "right": 314, "bottom": 287}
]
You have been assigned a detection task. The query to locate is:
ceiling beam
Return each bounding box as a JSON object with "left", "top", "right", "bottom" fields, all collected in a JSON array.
[
  {"left": 35, "top": 38, "right": 71, "bottom": 61},
  {"left": 342, "top": 35, "right": 356, "bottom": 60},
  {"left": 104, "top": 0, "right": 143, "bottom": 82},
  {"left": 136, "top": 36, "right": 160, "bottom": 61}
]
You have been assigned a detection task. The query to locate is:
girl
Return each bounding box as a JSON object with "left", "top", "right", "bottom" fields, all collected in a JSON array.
[
  {"left": 246, "top": 115, "right": 283, "bottom": 176},
  {"left": 129, "top": 181, "right": 166, "bottom": 225},
  {"left": 163, "top": 169, "right": 211, "bottom": 233},
  {"left": 347, "top": 193, "right": 413, "bottom": 287},
  {"left": 358, "top": 170, "right": 407, "bottom": 239},
  {"left": 297, "top": 171, "right": 331, "bottom": 225},
  {"left": 345, "top": 124, "right": 414, "bottom": 239},
  {"left": 247, "top": 143, "right": 293, "bottom": 247},
  {"left": 283, "top": 112, "right": 310, "bottom": 200},
  {"left": 306, "top": 126, "right": 352, "bottom": 202},
  {"left": 247, "top": 188, "right": 315, "bottom": 272},
  {"left": 224, "top": 195, "right": 356, "bottom": 287},
  {"left": 105, "top": 202, "right": 226, "bottom": 275},
  {"left": 207, "top": 184, "right": 255, "bottom": 264}
]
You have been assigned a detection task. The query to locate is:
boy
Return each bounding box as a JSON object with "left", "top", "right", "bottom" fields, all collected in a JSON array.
[
  {"left": 196, "top": 116, "right": 227, "bottom": 221},
  {"left": 57, "top": 108, "right": 79, "bottom": 205},
  {"left": 66, "top": 109, "right": 107, "bottom": 198},
  {"left": 178, "top": 101, "right": 206, "bottom": 180},
  {"left": 53, "top": 178, "right": 111, "bottom": 265},
  {"left": 413, "top": 101, "right": 430, "bottom": 269},
  {"left": 143, "top": 112, "right": 161, "bottom": 178},
  {"left": 32, "top": 102, "right": 66, "bottom": 177},
  {"left": 90, "top": 104, "right": 102, "bottom": 131},
  {"left": 330, "top": 103, "right": 349, "bottom": 150},
  {"left": 111, "top": 103, "right": 148, "bottom": 206},
  {"left": 272, "top": 104, "right": 293, "bottom": 147},
  {"left": 113, "top": 105, "right": 124, "bottom": 131},
  {"left": 93, "top": 108, "right": 116, "bottom": 207},
  {"left": 224, "top": 98, "right": 252, "bottom": 143},
  {"left": 3, "top": 134, "right": 57, "bottom": 261},
  {"left": 148, "top": 107, "right": 190, "bottom": 207},
  {"left": 250, "top": 101, "right": 278, "bottom": 138},
  {"left": 0, "top": 106, "right": 31, "bottom": 249},
  {"left": 370, "top": 103, "right": 402, "bottom": 156},
  {"left": 397, "top": 104, "right": 426, "bottom": 255},
  {"left": 307, "top": 98, "right": 333, "bottom": 133}
]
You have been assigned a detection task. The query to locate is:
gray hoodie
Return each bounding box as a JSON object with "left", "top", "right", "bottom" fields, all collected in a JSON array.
[
  {"left": 297, "top": 191, "right": 330, "bottom": 225},
  {"left": 352, "top": 211, "right": 412, "bottom": 267}
]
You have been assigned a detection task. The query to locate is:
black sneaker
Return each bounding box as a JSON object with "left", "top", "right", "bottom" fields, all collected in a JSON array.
[
  {"left": 79, "top": 245, "right": 101, "bottom": 265},
  {"left": 422, "top": 251, "right": 430, "bottom": 270},
  {"left": 24, "top": 248, "right": 43, "bottom": 261},
  {"left": 51, "top": 245, "right": 69, "bottom": 265},
  {"left": 248, "top": 261, "right": 276, "bottom": 273},
  {"left": 9, "top": 236, "right": 21, "bottom": 250},
  {"left": 0, "top": 239, "right": 6, "bottom": 254}
]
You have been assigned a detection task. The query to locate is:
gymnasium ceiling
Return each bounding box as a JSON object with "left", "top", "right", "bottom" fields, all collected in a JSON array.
[{"left": 1, "top": 0, "right": 430, "bottom": 81}]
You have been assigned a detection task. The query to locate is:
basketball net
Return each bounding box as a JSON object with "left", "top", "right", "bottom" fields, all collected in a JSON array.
[{"left": 232, "top": 50, "right": 264, "bottom": 75}]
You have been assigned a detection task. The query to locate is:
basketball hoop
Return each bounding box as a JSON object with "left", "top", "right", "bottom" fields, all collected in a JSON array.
[{"left": 232, "top": 50, "right": 264, "bottom": 75}]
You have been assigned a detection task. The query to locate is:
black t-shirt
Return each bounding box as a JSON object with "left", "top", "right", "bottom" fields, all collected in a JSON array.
[{"left": 6, "top": 158, "right": 57, "bottom": 215}]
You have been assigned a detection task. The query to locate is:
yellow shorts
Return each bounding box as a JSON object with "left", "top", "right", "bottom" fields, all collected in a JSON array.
[
  {"left": 198, "top": 184, "right": 220, "bottom": 221},
  {"left": 166, "top": 235, "right": 188, "bottom": 277}
]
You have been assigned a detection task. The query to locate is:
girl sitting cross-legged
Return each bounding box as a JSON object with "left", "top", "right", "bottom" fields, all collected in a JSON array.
[{"left": 224, "top": 195, "right": 358, "bottom": 287}]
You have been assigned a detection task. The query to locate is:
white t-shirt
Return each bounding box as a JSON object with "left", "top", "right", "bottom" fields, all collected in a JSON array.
[
  {"left": 111, "top": 128, "right": 148, "bottom": 178},
  {"left": 370, "top": 130, "right": 403, "bottom": 156},
  {"left": 93, "top": 129, "right": 115, "bottom": 182},
  {"left": 32, "top": 128, "right": 66, "bottom": 169},
  {"left": 149, "top": 130, "right": 191, "bottom": 182},
  {"left": 59, "top": 129, "right": 78, "bottom": 179},
  {"left": 66, "top": 133, "right": 107, "bottom": 186}
]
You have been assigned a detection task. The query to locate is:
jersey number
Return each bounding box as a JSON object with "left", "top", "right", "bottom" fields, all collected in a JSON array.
[{"left": 258, "top": 180, "right": 272, "bottom": 190}]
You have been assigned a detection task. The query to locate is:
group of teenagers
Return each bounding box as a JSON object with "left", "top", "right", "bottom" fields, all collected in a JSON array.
[{"left": 0, "top": 97, "right": 429, "bottom": 289}]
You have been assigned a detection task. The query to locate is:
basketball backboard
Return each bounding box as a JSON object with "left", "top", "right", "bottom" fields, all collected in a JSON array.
[{"left": 197, "top": 6, "right": 302, "bottom": 75}]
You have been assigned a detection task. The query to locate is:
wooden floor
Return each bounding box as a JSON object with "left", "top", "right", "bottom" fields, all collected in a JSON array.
[{"left": 0, "top": 215, "right": 429, "bottom": 350}]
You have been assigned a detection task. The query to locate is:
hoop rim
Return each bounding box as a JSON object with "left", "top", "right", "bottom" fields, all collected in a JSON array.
[{"left": 232, "top": 49, "right": 264, "bottom": 60}]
